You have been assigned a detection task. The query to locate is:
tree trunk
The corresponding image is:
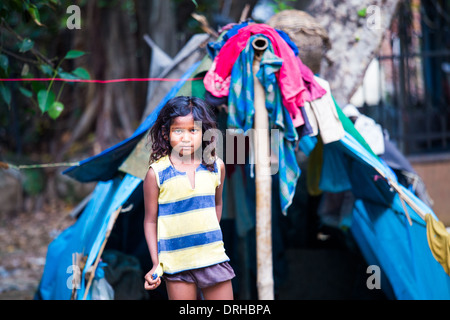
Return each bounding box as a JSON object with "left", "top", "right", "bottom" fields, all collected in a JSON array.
[
  {"left": 143, "top": 0, "right": 178, "bottom": 57},
  {"left": 63, "top": 0, "right": 150, "bottom": 154},
  {"left": 306, "top": 0, "right": 401, "bottom": 106}
]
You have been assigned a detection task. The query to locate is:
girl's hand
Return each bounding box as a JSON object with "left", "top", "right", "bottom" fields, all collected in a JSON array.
[{"left": 144, "top": 267, "right": 161, "bottom": 290}]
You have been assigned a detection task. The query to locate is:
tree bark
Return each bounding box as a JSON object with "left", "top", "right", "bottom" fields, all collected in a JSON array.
[
  {"left": 306, "top": 0, "right": 401, "bottom": 106},
  {"left": 63, "top": 0, "right": 150, "bottom": 154},
  {"left": 147, "top": 0, "right": 178, "bottom": 57}
]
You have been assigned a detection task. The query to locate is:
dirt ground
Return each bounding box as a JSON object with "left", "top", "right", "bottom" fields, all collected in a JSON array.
[{"left": 0, "top": 201, "right": 75, "bottom": 300}]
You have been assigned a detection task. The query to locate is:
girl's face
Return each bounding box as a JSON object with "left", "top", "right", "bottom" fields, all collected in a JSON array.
[{"left": 169, "top": 113, "right": 203, "bottom": 159}]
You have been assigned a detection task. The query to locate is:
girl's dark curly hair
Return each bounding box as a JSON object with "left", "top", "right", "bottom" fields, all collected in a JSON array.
[{"left": 148, "top": 96, "right": 218, "bottom": 171}]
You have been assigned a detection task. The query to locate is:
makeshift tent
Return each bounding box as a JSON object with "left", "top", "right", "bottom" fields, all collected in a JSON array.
[{"left": 36, "top": 25, "right": 450, "bottom": 300}]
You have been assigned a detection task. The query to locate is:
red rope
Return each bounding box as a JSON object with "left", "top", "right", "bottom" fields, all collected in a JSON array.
[{"left": 0, "top": 77, "right": 203, "bottom": 83}]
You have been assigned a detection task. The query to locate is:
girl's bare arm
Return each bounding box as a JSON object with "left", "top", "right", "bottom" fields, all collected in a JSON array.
[
  {"left": 215, "top": 158, "right": 226, "bottom": 223},
  {"left": 143, "top": 167, "right": 160, "bottom": 270}
]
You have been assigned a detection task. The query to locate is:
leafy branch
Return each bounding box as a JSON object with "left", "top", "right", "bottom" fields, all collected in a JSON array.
[
  {"left": 37, "top": 50, "right": 89, "bottom": 119},
  {"left": 1, "top": 17, "right": 56, "bottom": 67},
  {"left": 0, "top": 1, "right": 90, "bottom": 119}
]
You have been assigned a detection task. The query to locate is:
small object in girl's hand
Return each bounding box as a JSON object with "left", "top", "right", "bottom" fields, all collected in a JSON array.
[{"left": 151, "top": 263, "right": 163, "bottom": 280}]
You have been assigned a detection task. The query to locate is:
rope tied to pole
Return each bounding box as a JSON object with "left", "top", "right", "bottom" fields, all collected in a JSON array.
[{"left": 0, "top": 161, "right": 79, "bottom": 171}]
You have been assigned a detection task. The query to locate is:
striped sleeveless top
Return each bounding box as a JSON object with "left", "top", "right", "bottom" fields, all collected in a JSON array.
[{"left": 149, "top": 155, "right": 229, "bottom": 274}]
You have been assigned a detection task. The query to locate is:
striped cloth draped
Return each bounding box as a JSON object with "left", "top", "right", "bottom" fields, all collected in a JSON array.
[{"left": 150, "top": 156, "right": 229, "bottom": 274}]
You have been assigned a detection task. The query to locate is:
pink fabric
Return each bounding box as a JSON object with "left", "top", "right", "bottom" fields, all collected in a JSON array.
[
  {"left": 204, "top": 24, "right": 307, "bottom": 127},
  {"left": 297, "top": 57, "right": 327, "bottom": 102}
]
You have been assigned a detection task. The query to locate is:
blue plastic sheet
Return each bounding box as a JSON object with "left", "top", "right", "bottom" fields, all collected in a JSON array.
[{"left": 38, "top": 174, "right": 141, "bottom": 300}]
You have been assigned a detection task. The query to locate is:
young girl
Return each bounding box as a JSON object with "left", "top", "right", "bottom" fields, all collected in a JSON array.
[{"left": 143, "top": 96, "right": 234, "bottom": 300}]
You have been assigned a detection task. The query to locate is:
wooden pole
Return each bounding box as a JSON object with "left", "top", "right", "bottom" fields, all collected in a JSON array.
[
  {"left": 82, "top": 206, "right": 122, "bottom": 300},
  {"left": 372, "top": 166, "right": 427, "bottom": 222},
  {"left": 252, "top": 36, "right": 274, "bottom": 300}
]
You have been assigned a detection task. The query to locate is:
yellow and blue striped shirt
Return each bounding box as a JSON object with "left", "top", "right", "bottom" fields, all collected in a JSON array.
[{"left": 150, "top": 155, "right": 229, "bottom": 274}]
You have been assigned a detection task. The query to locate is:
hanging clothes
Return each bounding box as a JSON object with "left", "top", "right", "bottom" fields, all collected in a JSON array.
[
  {"left": 304, "top": 76, "right": 345, "bottom": 144},
  {"left": 222, "top": 164, "right": 255, "bottom": 237},
  {"left": 320, "top": 141, "right": 353, "bottom": 193},
  {"left": 207, "top": 21, "right": 299, "bottom": 61},
  {"left": 334, "top": 97, "right": 377, "bottom": 157},
  {"left": 207, "top": 21, "right": 252, "bottom": 60},
  {"left": 227, "top": 34, "right": 300, "bottom": 215},
  {"left": 298, "top": 58, "right": 326, "bottom": 102},
  {"left": 306, "top": 136, "right": 323, "bottom": 196},
  {"left": 204, "top": 24, "right": 308, "bottom": 127},
  {"left": 342, "top": 104, "right": 385, "bottom": 155},
  {"left": 294, "top": 60, "right": 328, "bottom": 139},
  {"left": 425, "top": 213, "right": 450, "bottom": 276}
]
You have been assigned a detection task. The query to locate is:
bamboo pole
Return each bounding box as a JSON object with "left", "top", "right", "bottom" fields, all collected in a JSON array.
[{"left": 252, "top": 37, "right": 274, "bottom": 300}]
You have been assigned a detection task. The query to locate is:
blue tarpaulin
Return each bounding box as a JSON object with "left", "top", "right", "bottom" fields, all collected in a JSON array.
[
  {"left": 296, "top": 131, "right": 450, "bottom": 299},
  {"left": 38, "top": 174, "right": 141, "bottom": 299},
  {"left": 338, "top": 133, "right": 450, "bottom": 299}
]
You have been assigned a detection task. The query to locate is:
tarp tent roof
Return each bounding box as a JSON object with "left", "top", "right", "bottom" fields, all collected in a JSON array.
[
  {"left": 328, "top": 132, "right": 450, "bottom": 299},
  {"left": 39, "top": 33, "right": 450, "bottom": 300}
]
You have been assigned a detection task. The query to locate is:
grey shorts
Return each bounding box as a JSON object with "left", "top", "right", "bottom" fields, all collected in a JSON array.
[{"left": 163, "top": 262, "right": 235, "bottom": 288}]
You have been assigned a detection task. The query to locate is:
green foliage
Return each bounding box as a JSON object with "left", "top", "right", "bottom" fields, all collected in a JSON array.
[
  {"left": 358, "top": 8, "right": 368, "bottom": 18},
  {"left": 271, "top": 0, "right": 297, "bottom": 13},
  {"left": 37, "top": 90, "right": 55, "bottom": 113},
  {"left": 18, "top": 38, "right": 35, "bottom": 53},
  {"left": 21, "top": 168, "right": 46, "bottom": 195},
  {"left": 64, "top": 50, "right": 85, "bottom": 60},
  {"left": 72, "top": 67, "right": 90, "bottom": 80},
  {"left": 48, "top": 101, "right": 64, "bottom": 119},
  {"left": 0, "top": 54, "right": 8, "bottom": 71},
  {"left": 0, "top": 84, "right": 11, "bottom": 105},
  {"left": 0, "top": 0, "right": 90, "bottom": 119}
]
